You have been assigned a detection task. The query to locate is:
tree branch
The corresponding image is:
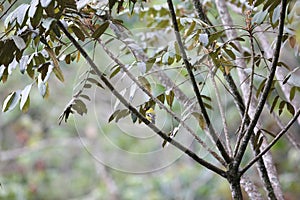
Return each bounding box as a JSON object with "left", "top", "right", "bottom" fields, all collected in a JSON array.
[
  {"left": 235, "top": 0, "right": 288, "bottom": 167},
  {"left": 167, "top": 0, "right": 231, "bottom": 164},
  {"left": 57, "top": 20, "right": 227, "bottom": 178},
  {"left": 241, "top": 107, "right": 300, "bottom": 175}
]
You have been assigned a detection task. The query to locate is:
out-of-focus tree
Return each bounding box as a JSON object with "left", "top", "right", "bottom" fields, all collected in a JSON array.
[{"left": 1, "top": 0, "right": 300, "bottom": 199}]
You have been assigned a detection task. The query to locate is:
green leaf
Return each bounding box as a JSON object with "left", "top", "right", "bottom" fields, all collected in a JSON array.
[
  {"left": 2, "top": 91, "right": 21, "bottom": 112},
  {"left": 290, "top": 86, "right": 296, "bottom": 101},
  {"left": 87, "top": 78, "right": 104, "bottom": 89},
  {"left": 38, "top": 75, "right": 49, "bottom": 98},
  {"left": 19, "top": 55, "right": 29, "bottom": 74},
  {"left": 278, "top": 100, "right": 285, "bottom": 116},
  {"left": 166, "top": 90, "right": 174, "bottom": 107},
  {"left": 256, "top": 78, "right": 267, "bottom": 98},
  {"left": 20, "top": 84, "right": 32, "bottom": 112},
  {"left": 108, "top": 109, "right": 120, "bottom": 122},
  {"left": 92, "top": 21, "right": 110, "bottom": 39},
  {"left": 146, "top": 58, "right": 156, "bottom": 72},
  {"left": 223, "top": 47, "right": 236, "bottom": 60},
  {"left": 254, "top": 0, "right": 265, "bottom": 7},
  {"left": 110, "top": 66, "right": 121, "bottom": 79},
  {"left": 184, "top": 21, "right": 195, "bottom": 37},
  {"left": 79, "top": 94, "right": 91, "bottom": 101},
  {"left": 70, "top": 24, "right": 85, "bottom": 41},
  {"left": 286, "top": 102, "right": 295, "bottom": 116},
  {"left": 12, "top": 36, "right": 26, "bottom": 50},
  {"left": 115, "top": 109, "right": 130, "bottom": 122},
  {"left": 138, "top": 76, "right": 151, "bottom": 93},
  {"left": 270, "top": 95, "right": 279, "bottom": 113},
  {"left": 192, "top": 112, "right": 206, "bottom": 130},
  {"left": 209, "top": 30, "right": 225, "bottom": 45},
  {"left": 72, "top": 99, "right": 87, "bottom": 116},
  {"left": 157, "top": 93, "right": 165, "bottom": 104},
  {"left": 252, "top": 10, "right": 268, "bottom": 24}
]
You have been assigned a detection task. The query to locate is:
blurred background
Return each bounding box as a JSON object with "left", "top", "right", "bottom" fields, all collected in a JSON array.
[{"left": 1, "top": 0, "right": 300, "bottom": 199}]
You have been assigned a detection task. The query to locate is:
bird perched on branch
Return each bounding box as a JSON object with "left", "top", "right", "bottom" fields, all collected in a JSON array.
[{"left": 145, "top": 107, "right": 156, "bottom": 124}]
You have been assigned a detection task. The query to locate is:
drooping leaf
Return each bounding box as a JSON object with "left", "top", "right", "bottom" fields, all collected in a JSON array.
[
  {"left": 2, "top": 90, "right": 21, "bottom": 112},
  {"left": 12, "top": 36, "right": 26, "bottom": 51},
  {"left": 110, "top": 66, "right": 120, "bottom": 78},
  {"left": 290, "top": 86, "right": 296, "bottom": 101},
  {"left": 270, "top": 95, "right": 279, "bottom": 113},
  {"left": 166, "top": 90, "right": 174, "bottom": 107},
  {"left": 192, "top": 112, "right": 206, "bottom": 130},
  {"left": 79, "top": 94, "right": 91, "bottom": 101},
  {"left": 92, "top": 21, "right": 110, "bottom": 39},
  {"left": 83, "top": 83, "right": 92, "bottom": 88},
  {"left": 252, "top": 10, "right": 268, "bottom": 25},
  {"left": 38, "top": 75, "right": 49, "bottom": 98},
  {"left": 138, "top": 76, "right": 151, "bottom": 93},
  {"left": 278, "top": 100, "right": 286, "bottom": 116},
  {"left": 157, "top": 93, "right": 165, "bottom": 104},
  {"left": 115, "top": 109, "right": 130, "bottom": 122},
  {"left": 286, "top": 102, "right": 295, "bottom": 116},
  {"left": 19, "top": 55, "right": 29, "bottom": 74},
  {"left": 70, "top": 24, "right": 85, "bottom": 41},
  {"left": 108, "top": 109, "right": 120, "bottom": 122},
  {"left": 20, "top": 84, "right": 32, "bottom": 112},
  {"left": 72, "top": 99, "right": 87, "bottom": 116},
  {"left": 146, "top": 58, "right": 156, "bottom": 72},
  {"left": 87, "top": 78, "right": 104, "bottom": 89},
  {"left": 256, "top": 78, "right": 267, "bottom": 98}
]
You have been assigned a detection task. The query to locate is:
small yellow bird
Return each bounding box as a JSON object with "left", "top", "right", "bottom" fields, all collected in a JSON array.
[{"left": 145, "top": 107, "right": 156, "bottom": 124}]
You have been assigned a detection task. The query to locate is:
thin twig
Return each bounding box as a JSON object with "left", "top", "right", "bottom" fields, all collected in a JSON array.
[
  {"left": 167, "top": 0, "right": 231, "bottom": 163},
  {"left": 96, "top": 37, "right": 226, "bottom": 166},
  {"left": 241, "top": 107, "right": 300, "bottom": 175},
  {"left": 235, "top": 0, "right": 288, "bottom": 167},
  {"left": 57, "top": 20, "right": 227, "bottom": 178}
]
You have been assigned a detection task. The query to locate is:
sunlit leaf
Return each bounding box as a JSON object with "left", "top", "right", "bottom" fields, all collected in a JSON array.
[
  {"left": 12, "top": 36, "right": 26, "bottom": 50},
  {"left": 20, "top": 84, "right": 32, "bottom": 112},
  {"left": 41, "top": 0, "right": 53, "bottom": 7},
  {"left": 2, "top": 90, "right": 21, "bottom": 112}
]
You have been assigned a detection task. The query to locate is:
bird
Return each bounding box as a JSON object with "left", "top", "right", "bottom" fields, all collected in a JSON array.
[{"left": 145, "top": 107, "right": 156, "bottom": 124}]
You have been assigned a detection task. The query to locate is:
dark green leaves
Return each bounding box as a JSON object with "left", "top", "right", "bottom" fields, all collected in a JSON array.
[{"left": 92, "top": 21, "right": 110, "bottom": 39}]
